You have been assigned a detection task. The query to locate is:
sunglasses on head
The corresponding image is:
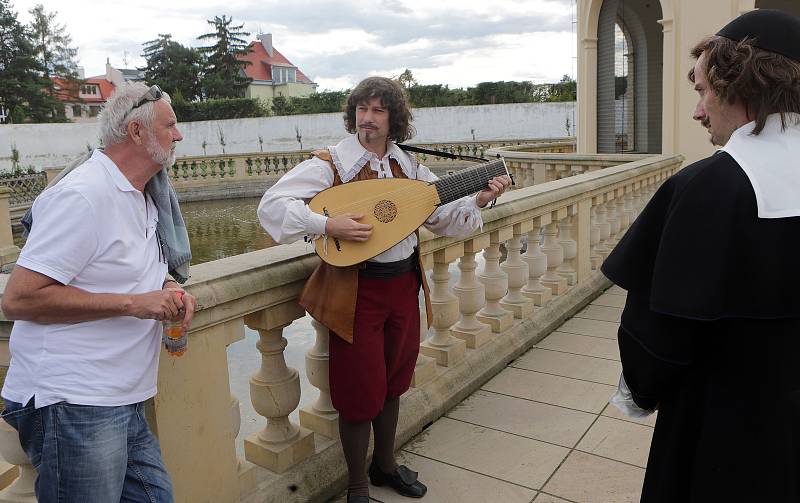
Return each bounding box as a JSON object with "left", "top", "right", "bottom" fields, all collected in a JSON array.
[{"left": 130, "top": 85, "right": 163, "bottom": 112}]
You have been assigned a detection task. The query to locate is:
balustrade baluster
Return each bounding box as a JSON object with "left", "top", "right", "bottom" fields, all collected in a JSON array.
[
  {"left": 540, "top": 209, "right": 568, "bottom": 295},
  {"left": 451, "top": 235, "right": 492, "bottom": 348},
  {"left": 615, "top": 190, "right": 628, "bottom": 239},
  {"left": 521, "top": 218, "right": 552, "bottom": 306},
  {"left": 556, "top": 207, "right": 578, "bottom": 285},
  {"left": 243, "top": 304, "right": 314, "bottom": 473},
  {"left": 299, "top": 318, "right": 339, "bottom": 439},
  {"left": 500, "top": 222, "right": 535, "bottom": 319},
  {"left": 477, "top": 229, "right": 514, "bottom": 332},
  {"left": 605, "top": 196, "right": 621, "bottom": 248},
  {"left": 420, "top": 246, "right": 466, "bottom": 366},
  {"left": 590, "top": 201, "right": 602, "bottom": 270}
]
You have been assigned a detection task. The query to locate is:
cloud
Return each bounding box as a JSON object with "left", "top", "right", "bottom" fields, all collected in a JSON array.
[{"left": 13, "top": 0, "right": 577, "bottom": 89}]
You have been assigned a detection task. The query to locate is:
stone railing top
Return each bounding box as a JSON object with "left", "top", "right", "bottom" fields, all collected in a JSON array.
[
  {"left": 487, "top": 147, "right": 648, "bottom": 163},
  {"left": 173, "top": 138, "right": 574, "bottom": 162}
]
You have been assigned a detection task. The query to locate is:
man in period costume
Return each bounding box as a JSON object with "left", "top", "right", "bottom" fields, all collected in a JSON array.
[
  {"left": 258, "top": 77, "right": 510, "bottom": 502},
  {"left": 602, "top": 9, "right": 800, "bottom": 503}
]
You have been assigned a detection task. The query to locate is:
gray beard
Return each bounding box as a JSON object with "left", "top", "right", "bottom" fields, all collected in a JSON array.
[{"left": 146, "top": 136, "right": 176, "bottom": 167}]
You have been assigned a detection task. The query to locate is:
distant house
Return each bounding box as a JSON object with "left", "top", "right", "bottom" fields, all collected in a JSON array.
[
  {"left": 238, "top": 34, "right": 317, "bottom": 104},
  {"left": 51, "top": 60, "right": 146, "bottom": 123}
]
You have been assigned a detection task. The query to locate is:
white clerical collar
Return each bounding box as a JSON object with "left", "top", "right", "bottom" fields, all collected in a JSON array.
[
  {"left": 720, "top": 113, "right": 800, "bottom": 218},
  {"left": 328, "top": 134, "right": 418, "bottom": 183}
]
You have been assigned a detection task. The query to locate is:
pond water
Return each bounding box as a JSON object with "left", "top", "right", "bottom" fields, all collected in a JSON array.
[{"left": 180, "top": 197, "right": 277, "bottom": 264}]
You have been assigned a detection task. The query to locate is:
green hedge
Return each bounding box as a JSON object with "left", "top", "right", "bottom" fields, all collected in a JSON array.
[{"left": 172, "top": 97, "right": 268, "bottom": 122}]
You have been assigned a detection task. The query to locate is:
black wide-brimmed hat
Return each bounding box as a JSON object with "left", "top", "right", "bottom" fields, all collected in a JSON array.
[{"left": 717, "top": 9, "right": 800, "bottom": 61}]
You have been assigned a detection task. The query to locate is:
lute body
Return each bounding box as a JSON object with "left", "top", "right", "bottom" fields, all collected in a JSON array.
[{"left": 309, "top": 159, "right": 508, "bottom": 266}]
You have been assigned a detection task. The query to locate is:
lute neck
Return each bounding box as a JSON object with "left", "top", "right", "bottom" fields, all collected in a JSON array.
[{"left": 433, "top": 159, "right": 508, "bottom": 205}]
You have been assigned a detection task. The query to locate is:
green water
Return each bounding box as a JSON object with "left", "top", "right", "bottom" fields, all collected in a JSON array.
[{"left": 180, "top": 197, "right": 277, "bottom": 264}]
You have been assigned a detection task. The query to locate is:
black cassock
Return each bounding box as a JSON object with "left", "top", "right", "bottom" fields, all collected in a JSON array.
[{"left": 601, "top": 151, "right": 800, "bottom": 503}]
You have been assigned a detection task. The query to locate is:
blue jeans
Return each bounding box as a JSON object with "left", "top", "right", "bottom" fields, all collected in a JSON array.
[{"left": 1, "top": 398, "right": 173, "bottom": 503}]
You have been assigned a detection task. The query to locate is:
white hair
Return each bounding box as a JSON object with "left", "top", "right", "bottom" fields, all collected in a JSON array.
[{"left": 98, "top": 82, "right": 172, "bottom": 147}]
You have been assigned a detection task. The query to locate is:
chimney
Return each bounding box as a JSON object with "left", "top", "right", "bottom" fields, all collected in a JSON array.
[{"left": 260, "top": 33, "right": 273, "bottom": 57}]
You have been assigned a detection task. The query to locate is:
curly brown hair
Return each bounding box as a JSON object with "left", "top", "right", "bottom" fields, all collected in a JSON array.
[
  {"left": 343, "top": 77, "right": 416, "bottom": 142},
  {"left": 689, "top": 36, "right": 800, "bottom": 135}
]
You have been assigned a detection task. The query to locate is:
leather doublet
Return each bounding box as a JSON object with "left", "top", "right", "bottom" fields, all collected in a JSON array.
[{"left": 298, "top": 149, "right": 433, "bottom": 343}]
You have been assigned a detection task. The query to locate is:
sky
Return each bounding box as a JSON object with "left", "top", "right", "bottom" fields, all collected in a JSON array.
[{"left": 9, "top": 0, "right": 577, "bottom": 91}]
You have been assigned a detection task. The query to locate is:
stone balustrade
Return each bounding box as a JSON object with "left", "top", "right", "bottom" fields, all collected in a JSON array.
[
  {"left": 0, "top": 148, "right": 682, "bottom": 503},
  {"left": 167, "top": 138, "right": 576, "bottom": 186}
]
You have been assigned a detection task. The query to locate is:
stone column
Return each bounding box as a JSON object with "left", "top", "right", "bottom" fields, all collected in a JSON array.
[
  {"left": 556, "top": 209, "right": 577, "bottom": 286},
  {"left": 605, "top": 196, "right": 621, "bottom": 249},
  {"left": 595, "top": 196, "right": 611, "bottom": 260},
  {"left": 300, "top": 318, "right": 339, "bottom": 440},
  {"left": 477, "top": 228, "right": 514, "bottom": 333},
  {"left": 522, "top": 163, "right": 535, "bottom": 187},
  {"left": 521, "top": 217, "right": 552, "bottom": 306},
  {"left": 590, "top": 204, "right": 602, "bottom": 270},
  {"left": 420, "top": 245, "right": 467, "bottom": 367},
  {"left": 615, "top": 189, "right": 628, "bottom": 239},
  {"left": 632, "top": 183, "right": 645, "bottom": 216},
  {"left": 244, "top": 304, "right": 314, "bottom": 473},
  {"left": 623, "top": 188, "right": 637, "bottom": 230},
  {"left": 0, "top": 419, "right": 36, "bottom": 503},
  {"left": 533, "top": 163, "right": 548, "bottom": 185},
  {"left": 451, "top": 235, "right": 492, "bottom": 348},
  {"left": 0, "top": 189, "right": 20, "bottom": 273},
  {"left": 501, "top": 222, "right": 535, "bottom": 319},
  {"left": 540, "top": 208, "right": 568, "bottom": 296}
]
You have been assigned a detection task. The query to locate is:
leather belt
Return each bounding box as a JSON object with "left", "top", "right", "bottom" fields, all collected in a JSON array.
[{"left": 359, "top": 255, "right": 417, "bottom": 279}]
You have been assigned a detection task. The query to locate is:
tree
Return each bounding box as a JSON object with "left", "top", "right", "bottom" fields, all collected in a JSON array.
[
  {"left": 28, "top": 4, "right": 79, "bottom": 80},
  {"left": 396, "top": 68, "right": 417, "bottom": 89},
  {"left": 142, "top": 34, "right": 204, "bottom": 101},
  {"left": 28, "top": 4, "right": 80, "bottom": 118},
  {"left": 197, "top": 15, "right": 253, "bottom": 99},
  {"left": 0, "top": 0, "right": 64, "bottom": 122},
  {"left": 550, "top": 75, "right": 577, "bottom": 102}
]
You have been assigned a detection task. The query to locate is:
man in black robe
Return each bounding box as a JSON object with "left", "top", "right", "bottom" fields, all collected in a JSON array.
[{"left": 601, "top": 9, "right": 800, "bottom": 503}]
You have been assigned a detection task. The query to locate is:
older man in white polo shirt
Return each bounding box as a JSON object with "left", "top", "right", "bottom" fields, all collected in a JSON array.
[{"left": 0, "top": 83, "right": 195, "bottom": 502}]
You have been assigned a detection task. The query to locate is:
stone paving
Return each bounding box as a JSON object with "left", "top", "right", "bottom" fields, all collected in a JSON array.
[{"left": 334, "top": 285, "right": 655, "bottom": 503}]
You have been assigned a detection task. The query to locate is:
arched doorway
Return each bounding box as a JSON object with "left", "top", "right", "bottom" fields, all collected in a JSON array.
[
  {"left": 755, "top": 0, "right": 800, "bottom": 17},
  {"left": 596, "top": 0, "right": 663, "bottom": 153}
]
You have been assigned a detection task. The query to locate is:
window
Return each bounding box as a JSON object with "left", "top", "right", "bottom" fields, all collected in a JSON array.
[
  {"left": 89, "top": 106, "right": 101, "bottom": 117},
  {"left": 72, "top": 105, "right": 82, "bottom": 117},
  {"left": 80, "top": 85, "right": 98, "bottom": 95},
  {"left": 273, "top": 66, "right": 297, "bottom": 84}
]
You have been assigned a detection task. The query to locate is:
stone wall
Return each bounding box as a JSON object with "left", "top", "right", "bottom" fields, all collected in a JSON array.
[{"left": 0, "top": 102, "right": 576, "bottom": 171}]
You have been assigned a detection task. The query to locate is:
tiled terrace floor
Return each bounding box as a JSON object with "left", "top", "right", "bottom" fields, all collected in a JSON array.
[{"left": 335, "top": 285, "right": 654, "bottom": 503}]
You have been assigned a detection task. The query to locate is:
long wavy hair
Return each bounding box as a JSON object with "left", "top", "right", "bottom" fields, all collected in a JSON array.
[
  {"left": 689, "top": 36, "right": 800, "bottom": 134},
  {"left": 343, "top": 77, "right": 415, "bottom": 142}
]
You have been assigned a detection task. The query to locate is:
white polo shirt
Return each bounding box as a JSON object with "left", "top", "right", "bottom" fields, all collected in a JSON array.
[{"left": 2, "top": 150, "right": 168, "bottom": 408}]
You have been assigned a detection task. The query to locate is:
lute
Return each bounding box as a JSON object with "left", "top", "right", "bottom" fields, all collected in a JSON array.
[{"left": 308, "top": 158, "right": 509, "bottom": 266}]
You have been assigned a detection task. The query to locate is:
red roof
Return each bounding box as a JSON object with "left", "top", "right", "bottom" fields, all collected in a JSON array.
[
  {"left": 50, "top": 76, "right": 115, "bottom": 103},
  {"left": 239, "top": 41, "right": 314, "bottom": 84}
]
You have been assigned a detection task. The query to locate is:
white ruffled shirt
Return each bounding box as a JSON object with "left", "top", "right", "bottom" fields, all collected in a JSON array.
[
  {"left": 258, "top": 135, "right": 483, "bottom": 262},
  {"left": 720, "top": 113, "right": 800, "bottom": 218}
]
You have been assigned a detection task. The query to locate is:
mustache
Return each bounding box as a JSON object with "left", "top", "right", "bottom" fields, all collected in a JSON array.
[
  {"left": 701, "top": 118, "right": 711, "bottom": 128},
  {"left": 358, "top": 123, "right": 377, "bottom": 129}
]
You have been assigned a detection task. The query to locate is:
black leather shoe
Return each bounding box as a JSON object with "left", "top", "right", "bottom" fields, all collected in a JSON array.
[
  {"left": 369, "top": 463, "right": 427, "bottom": 498},
  {"left": 346, "top": 491, "right": 370, "bottom": 503}
]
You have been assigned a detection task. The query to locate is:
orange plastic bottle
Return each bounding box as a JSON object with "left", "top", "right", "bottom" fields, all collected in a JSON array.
[{"left": 162, "top": 291, "right": 187, "bottom": 357}]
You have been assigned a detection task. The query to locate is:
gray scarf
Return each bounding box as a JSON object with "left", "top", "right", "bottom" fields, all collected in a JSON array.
[{"left": 21, "top": 150, "right": 192, "bottom": 283}]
